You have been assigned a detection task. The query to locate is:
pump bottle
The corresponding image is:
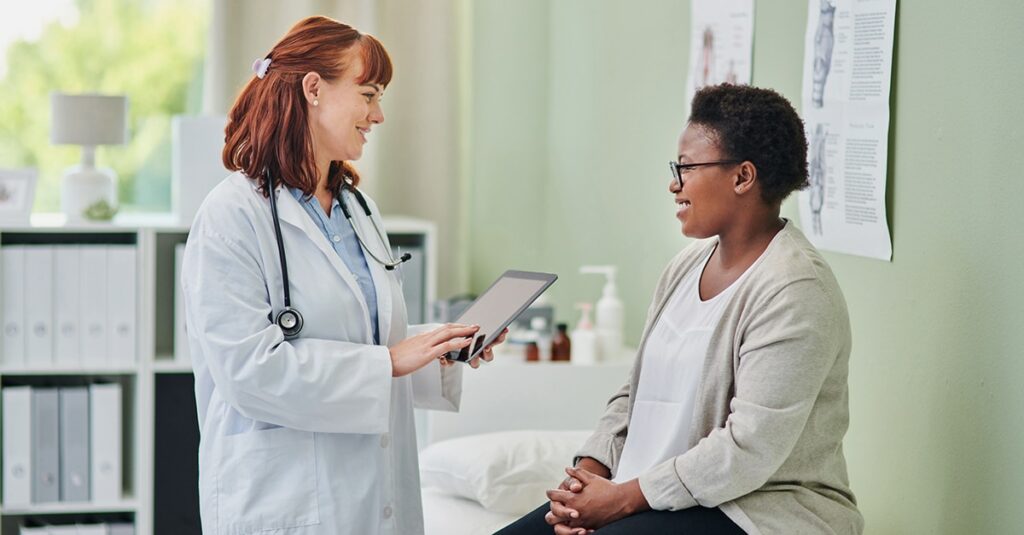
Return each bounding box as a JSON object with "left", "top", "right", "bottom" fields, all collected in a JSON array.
[
  {"left": 580, "top": 266, "right": 624, "bottom": 361},
  {"left": 571, "top": 303, "right": 598, "bottom": 365}
]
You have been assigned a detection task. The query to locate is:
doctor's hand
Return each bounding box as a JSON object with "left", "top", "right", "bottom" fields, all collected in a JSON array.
[
  {"left": 546, "top": 467, "right": 650, "bottom": 531},
  {"left": 388, "top": 323, "right": 479, "bottom": 377},
  {"left": 467, "top": 327, "right": 508, "bottom": 369}
]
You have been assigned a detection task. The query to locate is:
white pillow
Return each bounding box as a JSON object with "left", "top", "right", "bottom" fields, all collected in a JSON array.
[{"left": 419, "top": 430, "right": 592, "bottom": 515}]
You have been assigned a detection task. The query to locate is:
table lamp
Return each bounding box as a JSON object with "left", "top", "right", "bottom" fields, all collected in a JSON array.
[{"left": 50, "top": 93, "right": 129, "bottom": 221}]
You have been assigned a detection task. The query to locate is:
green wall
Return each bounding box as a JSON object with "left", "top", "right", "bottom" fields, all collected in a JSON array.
[{"left": 467, "top": 1, "right": 1024, "bottom": 533}]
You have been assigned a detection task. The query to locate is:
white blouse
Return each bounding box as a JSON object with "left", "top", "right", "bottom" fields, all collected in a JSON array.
[{"left": 614, "top": 249, "right": 755, "bottom": 483}]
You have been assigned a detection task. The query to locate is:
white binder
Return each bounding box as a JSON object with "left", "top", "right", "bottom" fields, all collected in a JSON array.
[
  {"left": 2, "top": 246, "right": 26, "bottom": 368},
  {"left": 23, "top": 247, "right": 54, "bottom": 367},
  {"left": 78, "top": 246, "right": 108, "bottom": 365},
  {"left": 105, "top": 246, "right": 137, "bottom": 364},
  {"left": 89, "top": 382, "right": 122, "bottom": 502},
  {"left": 53, "top": 246, "right": 82, "bottom": 367},
  {"left": 174, "top": 243, "right": 189, "bottom": 362},
  {"left": 75, "top": 524, "right": 108, "bottom": 535},
  {"left": 31, "top": 387, "right": 60, "bottom": 503},
  {"left": 107, "top": 523, "right": 136, "bottom": 535},
  {"left": 2, "top": 385, "right": 32, "bottom": 505},
  {"left": 59, "top": 387, "right": 91, "bottom": 502}
]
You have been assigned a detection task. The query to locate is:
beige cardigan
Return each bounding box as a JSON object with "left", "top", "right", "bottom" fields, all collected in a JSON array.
[{"left": 576, "top": 222, "right": 862, "bottom": 534}]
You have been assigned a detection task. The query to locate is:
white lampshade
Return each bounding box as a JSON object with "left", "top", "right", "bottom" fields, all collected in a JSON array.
[{"left": 50, "top": 93, "right": 128, "bottom": 146}]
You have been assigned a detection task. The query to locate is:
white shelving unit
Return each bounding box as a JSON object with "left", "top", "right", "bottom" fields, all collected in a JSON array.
[{"left": 0, "top": 213, "right": 437, "bottom": 535}]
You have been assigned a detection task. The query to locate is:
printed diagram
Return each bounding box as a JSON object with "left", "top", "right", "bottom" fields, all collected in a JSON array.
[
  {"left": 695, "top": 27, "right": 716, "bottom": 89},
  {"left": 812, "top": 0, "right": 836, "bottom": 108},
  {"left": 809, "top": 123, "right": 827, "bottom": 235}
]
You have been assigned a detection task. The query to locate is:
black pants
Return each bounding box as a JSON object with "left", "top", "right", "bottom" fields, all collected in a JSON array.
[{"left": 495, "top": 502, "right": 745, "bottom": 535}]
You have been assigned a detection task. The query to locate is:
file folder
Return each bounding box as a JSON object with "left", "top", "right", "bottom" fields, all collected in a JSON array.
[
  {"left": 89, "top": 382, "right": 122, "bottom": 502},
  {"left": 54, "top": 246, "right": 82, "bottom": 367},
  {"left": 106, "top": 246, "right": 137, "bottom": 364},
  {"left": 79, "top": 247, "right": 108, "bottom": 365},
  {"left": 174, "top": 243, "right": 189, "bottom": 362},
  {"left": 23, "top": 246, "right": 54, "bottom": 367},
  {"left": 2, "top": 246, "right": 26, "bottom": 368},
  {"left": 2, "top": 385, "right": 32, "bottom": 505},
  {"left": 59, "top": 386, "right": 91, "bottom": 502},
  {"left": 31, "top": 387, "right": 60, "bottom": 503}
]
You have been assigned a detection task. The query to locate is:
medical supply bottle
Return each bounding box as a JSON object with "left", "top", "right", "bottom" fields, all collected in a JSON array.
[
  {"left": 531, "top": 316, "right": 553, "bottom": 361},
  {"left": 525, "top": 341, "right": 539, "bottom": 362},
  {"left": 551, "top": 323, "right": 571, "bottom": 361},
  {"left": 580, "top": 266, "right": 624, "bottom": 361},
  {"left": 571, "top": 303, "right": 598, "bottom": 365}
]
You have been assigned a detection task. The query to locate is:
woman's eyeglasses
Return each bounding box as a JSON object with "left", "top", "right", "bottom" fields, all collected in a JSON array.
[{"left": 668, "top": 160, "right": 742, "bottom": 189}]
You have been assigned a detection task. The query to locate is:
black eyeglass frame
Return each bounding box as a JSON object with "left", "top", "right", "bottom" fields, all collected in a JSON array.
[{"left": 668, "top": 160, "right": 743, "bottom": 189}]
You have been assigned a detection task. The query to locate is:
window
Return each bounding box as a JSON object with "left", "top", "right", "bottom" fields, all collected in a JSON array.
[{"left": 0, "top": 0, "right": 209, "bottom": 213}]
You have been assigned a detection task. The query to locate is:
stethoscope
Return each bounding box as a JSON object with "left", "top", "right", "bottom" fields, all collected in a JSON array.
[{"left": 264, "top": 169, "right": 412, "bottom": 339}]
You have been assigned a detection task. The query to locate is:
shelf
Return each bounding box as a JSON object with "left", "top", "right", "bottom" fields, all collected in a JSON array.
[
  {"left": 0, "top": 364, "right": 138, "bottom": 376},
  {"left": 151, "top": 360, "right": 193, "bottom": 374},
  {"left": 1, "top": 499, "right": 138, "bottom": 515}
]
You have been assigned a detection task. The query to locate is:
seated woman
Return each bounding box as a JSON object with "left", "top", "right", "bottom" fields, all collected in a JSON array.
[{"left": 497, "top": 84, "right": 862, "bottom": 535}]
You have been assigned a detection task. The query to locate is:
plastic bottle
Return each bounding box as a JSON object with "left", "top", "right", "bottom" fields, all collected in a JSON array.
[
  {"left": 530, "top": 316, "right": 552, "bottom": 362},
  {"left": 551, "top": 323, "right": 571, "bottom": 361},
  {"left": 571, "top": 303, "right": 598, "bottom": 365},
  {"left": 580, "top": 266, "right": 624, "bottom": 362}
]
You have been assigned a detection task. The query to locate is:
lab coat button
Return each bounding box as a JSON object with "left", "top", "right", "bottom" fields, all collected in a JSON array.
[
  {"left": 332, "top": 234, "right": 341, "bottom": 243},
  {"left": 380, "top": 433, "right": 390, "bottom": 448},
  {"left": 383, "top": 505, "right": 393, "bottom": 519}
]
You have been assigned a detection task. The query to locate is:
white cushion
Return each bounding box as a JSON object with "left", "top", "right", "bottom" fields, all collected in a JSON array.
[{"left": 419, "top": 430, "right": 592, "bottom": 515}]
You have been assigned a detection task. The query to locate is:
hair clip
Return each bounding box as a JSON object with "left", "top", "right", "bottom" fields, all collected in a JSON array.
[{"left": 252, "top": 57, "right": 272, "bottom": 79}]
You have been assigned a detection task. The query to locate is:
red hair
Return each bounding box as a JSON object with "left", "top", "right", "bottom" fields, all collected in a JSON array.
[{"left": 222, "top": 16, "right": 393, "bottom": 196}]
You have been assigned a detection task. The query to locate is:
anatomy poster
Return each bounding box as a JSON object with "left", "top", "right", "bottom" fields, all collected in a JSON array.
[
  {"left": 798, "top": 0, "right": 896, "bottom": 261},
  {"left": 686, "top": 0, "right": 754, "bottom": 98}
]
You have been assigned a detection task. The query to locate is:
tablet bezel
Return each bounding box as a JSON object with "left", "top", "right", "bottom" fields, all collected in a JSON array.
[{"left": 445, "top": 270, "right": 557, "bottom": 363}]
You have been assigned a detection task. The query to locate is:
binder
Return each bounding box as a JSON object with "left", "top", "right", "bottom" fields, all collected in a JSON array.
[
  {"left": 79, "top": 246, "right": 108, "bottom": 365},
  {"left": 76, "top": 524, "right": 108, "bottom": 535},
  {"left": 59, "top": 387, "right": 91, "bottom": 502},
  {"left": 108, "top": 523, "right": 136, "bottom": 535},
  {"left": 2, "top": 246, "right": 26, "bottom": 367},
  {"left": 23, "top": 247, "right": 54, "bottom": 367},
  {"left": 105, "top": 246, "right": 137, "bottom": 364},
  {"left": 2, "top": 385, "right": 32, "bottom": 505},
  {"left": 174, "top": 243, "right": 189, "bottom": 362},
  {"left": 54, "top": 246, "right": 82, "bottom": 367},
  {"left": 31, "top": 387, "right": 60, "bottom": 503},
  {"left": 89, "top": 382, "right": 122, "bottom": 502}
]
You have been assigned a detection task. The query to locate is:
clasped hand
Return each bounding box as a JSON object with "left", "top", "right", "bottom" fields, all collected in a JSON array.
[{"left": 544, "top": 464, "right": 649, "bottom": 534}]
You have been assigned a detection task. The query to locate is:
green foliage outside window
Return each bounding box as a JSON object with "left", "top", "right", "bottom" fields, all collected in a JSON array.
[{"left": 0, "top": 0, "right": 208, "bottom": 213}]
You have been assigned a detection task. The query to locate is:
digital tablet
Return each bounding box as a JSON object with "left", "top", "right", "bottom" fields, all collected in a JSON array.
[{"left": 445, "top": 270, "right": 557, "bottom": 363}]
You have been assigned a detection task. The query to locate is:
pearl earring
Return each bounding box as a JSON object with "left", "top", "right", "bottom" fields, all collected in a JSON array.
[{"left": 313, "top": 99, "right": 319, "bottom": 106}]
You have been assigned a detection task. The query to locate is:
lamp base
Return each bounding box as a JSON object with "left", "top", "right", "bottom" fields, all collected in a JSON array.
[{"left": 61, "top": 165, "right": 118, "bottom": 222}]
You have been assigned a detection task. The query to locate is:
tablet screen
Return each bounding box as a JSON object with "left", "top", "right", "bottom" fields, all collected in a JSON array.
[{"left": 446, "top": 270, "right": 557, "bottom": 362}]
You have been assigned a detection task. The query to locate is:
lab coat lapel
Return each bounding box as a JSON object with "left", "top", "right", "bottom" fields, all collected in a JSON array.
[
  {"left": 344, "top": 189, "right": 395, "bottom": 346},
  {"left": 272, "top": 188, "right": 374, "bottom": 340}
]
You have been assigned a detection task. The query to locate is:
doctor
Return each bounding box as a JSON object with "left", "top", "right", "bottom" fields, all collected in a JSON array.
[{"left": 182, "top": 16, "right": 499, "bottom": 535}]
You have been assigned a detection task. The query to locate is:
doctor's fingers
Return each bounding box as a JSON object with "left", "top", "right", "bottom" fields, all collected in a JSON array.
[
  {"left": 427, "top": 323, "right": 480, "bottom": 344},
  {"left": 430, "top": 335, "right": 475, "bottom": 358}
]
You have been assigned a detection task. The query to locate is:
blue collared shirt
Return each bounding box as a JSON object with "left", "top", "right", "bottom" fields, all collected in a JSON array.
[{"left": 289, "top": 187, "right": 380, "bottom": 344}]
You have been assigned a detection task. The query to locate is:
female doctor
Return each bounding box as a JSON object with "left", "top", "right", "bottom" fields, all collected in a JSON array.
[{"left": 181, "top": 16, "right": 498, "bottom": 535}]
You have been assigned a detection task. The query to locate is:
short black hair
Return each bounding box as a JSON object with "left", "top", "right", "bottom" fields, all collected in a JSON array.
[{"left": 688, "top": 84, "right": 808, "bottom": 205}]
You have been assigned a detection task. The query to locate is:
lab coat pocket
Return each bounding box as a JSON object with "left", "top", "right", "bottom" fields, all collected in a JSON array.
[{"left": 216, "top": 427, "right": 320, "bottom": 534}]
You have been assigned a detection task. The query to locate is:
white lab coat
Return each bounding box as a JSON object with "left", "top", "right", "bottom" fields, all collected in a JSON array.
[{"left": 181, "top": 171, "right": 462, "bottom": 535}]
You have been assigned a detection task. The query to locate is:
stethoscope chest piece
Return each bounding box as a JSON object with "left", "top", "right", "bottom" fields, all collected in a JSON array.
[{"left": 276, "top": 306, "right": 304, "bottom": 339}]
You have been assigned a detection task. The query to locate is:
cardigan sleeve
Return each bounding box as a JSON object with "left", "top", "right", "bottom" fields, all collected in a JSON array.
[{"left": 637, "top": 277, "right": 846, "bottom": 510}]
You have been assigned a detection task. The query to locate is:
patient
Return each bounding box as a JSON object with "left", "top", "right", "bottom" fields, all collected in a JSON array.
[{"left": 497, "top": 84, "right": 862, "bottom": 534}]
